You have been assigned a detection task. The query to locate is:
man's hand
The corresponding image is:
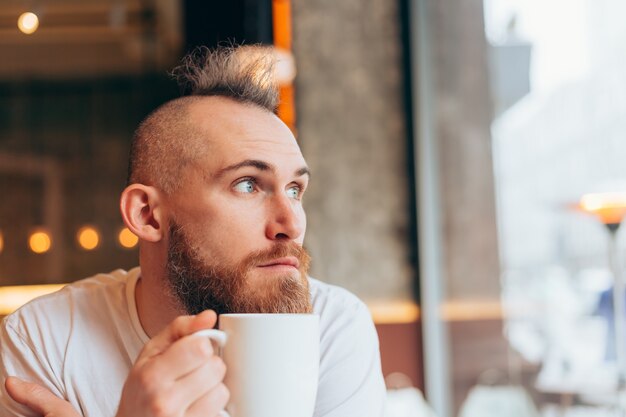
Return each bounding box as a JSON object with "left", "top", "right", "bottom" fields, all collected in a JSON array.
[
  {"left": 5, "top": 376, "right": 81, "bottom": 417},
  {"left": 116, "top": 310, "right": 229, "bottom": 417}
]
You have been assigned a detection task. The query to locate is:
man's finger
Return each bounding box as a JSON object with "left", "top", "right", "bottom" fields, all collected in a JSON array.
[
  {"left": 145, "top": 330, "right": 219, "bottom": 381},
  {"left": 5, "top": 376, "right": 80, "bottom": 417},
  {"left": 171, "top": 355, "right": 227, "bottom": 407},
  {"left": 185, "top": 382, "right": 230, "bottom": 417},
  {"left": 138, "top": 310, "right": 217, "bottom": 362}
]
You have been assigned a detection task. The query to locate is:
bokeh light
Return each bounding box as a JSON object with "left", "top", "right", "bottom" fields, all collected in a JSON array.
[
  {"left": 118, "top": 227, "right": 138, "bottom": 249},
  {"left": 77, "top": 226, "right": 100, "bottom": 250},
  {"left": 17, "top": 12, "right": 39, "bottom": 35},
  {"left": 0, "top": 231, "right": 4, "bottom": 254},
  {"left": 579, "top": 192, "right": 626, "bottom": 225},
  {"left": 29, "top": 230, "right": 52, "bottom": 254}
]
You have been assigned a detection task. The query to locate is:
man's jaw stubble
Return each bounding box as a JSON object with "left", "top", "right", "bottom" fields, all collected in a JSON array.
[{"left": 165, "top": 224, "right": 312, "bottom": 316}]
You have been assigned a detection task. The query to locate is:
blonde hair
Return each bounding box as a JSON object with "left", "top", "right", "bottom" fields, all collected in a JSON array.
[{"left": 172, "top": 45, "right": 279, "bottom": 111}]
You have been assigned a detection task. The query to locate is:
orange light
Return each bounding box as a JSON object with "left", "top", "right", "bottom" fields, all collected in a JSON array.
[
  {"left": 29, "top": 230, "right": 52, "bottom": 254},
  {"left": 272, "top": 0, "right": 296, "bottom": 132},
  {"left": 0, "top": 231, "right": 4, "bottom": 253},
  {"left": 77, "top": 226, "right": 100, "bottom": 250},
  {"left": 272, "top": 0, "right": 292, "bottom": 51},
  {"left": 579, "top": 192, "right": 626, "bottom": 225},
  {"left": 118, "top": 227, "right": 138, "bottom": 249},
  {"left": 17, "top": 12, "right": 39, "bottom": 35},
  {"left": 0, "top": 284, "right": 66, "bottom": 315},
  {"left": 367, "top": 300, "right": 420, "bottom": 324}
]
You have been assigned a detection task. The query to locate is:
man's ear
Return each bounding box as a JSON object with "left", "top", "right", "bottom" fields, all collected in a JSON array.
[{"left": 119, "top": 184, "right": 166, "bottom": 243}]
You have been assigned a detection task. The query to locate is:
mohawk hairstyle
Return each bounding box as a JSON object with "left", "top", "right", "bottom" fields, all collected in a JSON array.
[
  {"left": 127, "top": 45, "right": 280, "bottom": 192},
  {"left": 171, "top": 45, "right": 279, "bottom": 112}
]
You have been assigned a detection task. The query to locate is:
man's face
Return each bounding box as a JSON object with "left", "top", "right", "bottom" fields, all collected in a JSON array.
[{"left": 163, "top": 97, "right": 312, "bottom": 315}]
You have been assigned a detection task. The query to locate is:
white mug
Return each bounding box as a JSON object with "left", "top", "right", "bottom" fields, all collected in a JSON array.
[{"left": 193, "top": 314, "right": 320, "bottom": 417}]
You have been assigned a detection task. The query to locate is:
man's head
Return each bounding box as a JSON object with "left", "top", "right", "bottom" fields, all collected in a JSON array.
[
  {"left": 120, "top": 46, "right": 312, "bottom": 315},
  {"left": 127, "top": 46, "right": 280, "bottom": 193}
]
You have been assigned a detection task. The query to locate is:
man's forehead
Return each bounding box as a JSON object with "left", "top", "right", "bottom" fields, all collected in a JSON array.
[
  {"left": 186, "top": 97, "right": 293, "bottom": 141},
  {"left": 183, "top": 97, "right": 306, "bottom": 175},
  {"left": 187, "top": 96, "right": 277, "bottom": 132}
]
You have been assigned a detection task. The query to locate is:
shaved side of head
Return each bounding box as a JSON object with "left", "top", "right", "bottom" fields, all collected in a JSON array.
[
  {"left": 127, "top": 45, "right": 280, "bottom": 193},
  {"left": 127, "top": 97, "right": 200, "bottom": 193}
]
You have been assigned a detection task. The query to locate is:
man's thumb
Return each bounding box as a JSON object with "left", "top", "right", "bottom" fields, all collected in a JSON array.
[{"left": 5, "top": 376, "right": 79, "bottom": 416}]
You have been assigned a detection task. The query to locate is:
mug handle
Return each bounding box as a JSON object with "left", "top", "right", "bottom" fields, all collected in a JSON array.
[
  {"left": 191, "top": 329, "right": 230, "bottom": 417},
  {"left": 191, "top": 329, "right": 228, "bottom": 348}
]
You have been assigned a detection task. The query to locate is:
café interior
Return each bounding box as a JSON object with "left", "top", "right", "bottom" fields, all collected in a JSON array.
[{"left": 1, "top": 0, "right": 626, "bottom": 416}]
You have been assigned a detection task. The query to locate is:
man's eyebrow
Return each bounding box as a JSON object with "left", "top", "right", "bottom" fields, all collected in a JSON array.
[
  {"left": 213, "top": 159, "right": 311, "bottom": 180},
  {"left": 214, "top": 159, "right": 273, "bottom": 179},
  {"left": 295, "top": 166, "right": 311, "bottom": 178}
]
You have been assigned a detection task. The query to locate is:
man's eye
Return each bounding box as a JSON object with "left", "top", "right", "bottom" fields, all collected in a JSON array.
[
  {"left": 234, "top": 179, "right": 255, "bottom": 194},
  {"left": 286, "top": 186, "right": 301, "bottom": 199}
]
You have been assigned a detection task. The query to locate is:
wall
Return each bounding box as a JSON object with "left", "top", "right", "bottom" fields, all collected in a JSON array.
[
  {"left": 291, "top": 0, "right": 415, "bottom": 301},
  {"left": 0, "top": 77, "right": 178, "bottom": 284}
]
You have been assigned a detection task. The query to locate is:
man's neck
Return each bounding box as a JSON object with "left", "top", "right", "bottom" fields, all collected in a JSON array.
[{"left": 135, "top": 269, "right": 185, "bottom": 338}]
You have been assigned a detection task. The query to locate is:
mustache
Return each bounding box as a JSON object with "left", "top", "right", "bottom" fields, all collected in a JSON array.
[{"left": 243, "top": 242, "right": 311, "bottom": 271}]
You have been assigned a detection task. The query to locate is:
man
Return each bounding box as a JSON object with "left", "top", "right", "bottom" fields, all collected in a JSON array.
[{"left": 0, "top": 46, "right": 385, "bottom": 417}]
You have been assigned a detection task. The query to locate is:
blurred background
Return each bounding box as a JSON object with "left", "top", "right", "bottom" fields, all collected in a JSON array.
[{"left": 1, "top": 0, "right": 626, "bottom": 416}]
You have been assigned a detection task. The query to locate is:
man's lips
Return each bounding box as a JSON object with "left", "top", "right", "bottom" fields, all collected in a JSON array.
[{"left": 257, "top": 257, "right": 300, "bottom": 269}]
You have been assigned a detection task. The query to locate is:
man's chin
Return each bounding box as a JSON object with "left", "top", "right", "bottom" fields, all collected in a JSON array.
[
  {"left": 237, "top": 268, "right": 311, "bottom": 314},
  {"left": 246, "top": 268, "right": 306, "bottom": 295}
]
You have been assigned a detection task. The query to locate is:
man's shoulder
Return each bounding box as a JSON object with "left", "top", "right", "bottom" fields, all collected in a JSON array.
[
  {"left": 4, "top": 268, "right": 139, "bottom": 332},
  {"left": 60, "top": 267, "right": 138, "bottom": 299},
  {"left": 309, "top": 277, "right": 370, "bottom": 319},
  {"left": 307, "top": 276, "right": 383, "bottom": 407}
]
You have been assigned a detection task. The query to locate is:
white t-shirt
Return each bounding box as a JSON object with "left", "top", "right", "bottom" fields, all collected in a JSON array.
[{"left": 0, "top": 268, "right": 385, "bottom": 417}]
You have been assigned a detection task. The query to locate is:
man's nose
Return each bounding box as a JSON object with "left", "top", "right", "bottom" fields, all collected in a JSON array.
[{"left": 265, "top": 194, "right": 304, "bottom": 241}]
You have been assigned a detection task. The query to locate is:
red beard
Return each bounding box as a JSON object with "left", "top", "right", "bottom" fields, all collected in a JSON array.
[{"left": 166, "top": 223, "right": 312, "bottom": 315}]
